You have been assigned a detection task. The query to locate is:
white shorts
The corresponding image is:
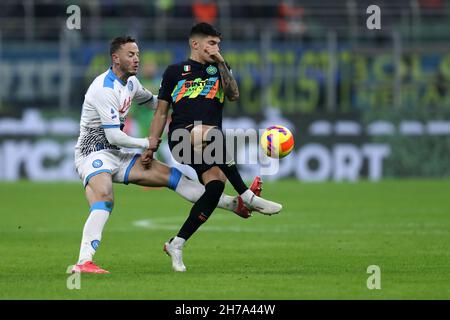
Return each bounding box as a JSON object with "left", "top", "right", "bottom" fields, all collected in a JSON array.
[{"left": 75, "top": 149, "right": 140, "bottom": 187}]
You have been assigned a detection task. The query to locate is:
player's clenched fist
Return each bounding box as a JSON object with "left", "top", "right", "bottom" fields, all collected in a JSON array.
[
  {"left": 148, "top": 136, "right": 162, "bottom": 151},
  {"left": 141, "top": 136, "right": 160, "bottom": 166},
  {"left": 141, "top": 149, "right": 154, "bottom": 166}
]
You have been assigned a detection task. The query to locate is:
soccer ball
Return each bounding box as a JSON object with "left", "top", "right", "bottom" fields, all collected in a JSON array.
[{"left": 260, "top": 125, "right": 295, "bottom": 158}]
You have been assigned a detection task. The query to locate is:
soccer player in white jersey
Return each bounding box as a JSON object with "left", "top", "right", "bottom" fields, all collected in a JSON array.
[{"left": 71, "top": 36, "right": 262, "bottom": 274}]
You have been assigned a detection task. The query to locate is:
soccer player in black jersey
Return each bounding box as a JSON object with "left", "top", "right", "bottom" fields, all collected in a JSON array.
[{"left": 142, "top": 23, "right": 282, "bottom": 272}]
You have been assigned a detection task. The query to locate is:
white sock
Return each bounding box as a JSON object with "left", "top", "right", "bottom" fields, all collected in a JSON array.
[
  {"left": 174, "top": 175, "right": 204, "bottom": 203},
  {"left": 77, "top": 209, "right": 110, "bottom": 264},
  {"left": 218, "top": 194, "right": 238, "bottom": 211},
  {"left": 174, "top": 175, "right": 238, "bottom": 212},
  {"left": 240, "top": 189, "right": 254, "bottom": 205},
  {"left": 240, "top": 190, "right": 282, "bottom": 214}
]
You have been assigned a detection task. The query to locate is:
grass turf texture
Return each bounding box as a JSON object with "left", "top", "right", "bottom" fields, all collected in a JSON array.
[{"left": 0, "top": 179, "right": 449, "bottom": 299}]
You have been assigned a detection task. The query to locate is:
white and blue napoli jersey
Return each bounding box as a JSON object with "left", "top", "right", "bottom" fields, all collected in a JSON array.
[{"left": 75, "top": 67, "right": 153, "bottom": 159}]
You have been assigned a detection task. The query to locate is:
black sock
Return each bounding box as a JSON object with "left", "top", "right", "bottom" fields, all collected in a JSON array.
[
  {"left": 207, "top": 128, "right": 248, "bottom": 195},
  {"left": 177, "top": 180, "right": 225, "bottom": 241},
  {"left": 217, "top": 161, "right": 248, "bottom": 195}
]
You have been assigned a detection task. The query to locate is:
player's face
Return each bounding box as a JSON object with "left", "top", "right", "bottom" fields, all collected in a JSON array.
[
  {"left": 197, "top": 36, "right": 221, "bottom": 63},
  {"left": 116, "top": 42, "right": 140, "bottom": 76}
]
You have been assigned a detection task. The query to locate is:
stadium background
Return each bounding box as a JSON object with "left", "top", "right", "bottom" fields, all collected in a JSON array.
[{"left": 0, "top": 0, "right": 449, "bottom": 300}]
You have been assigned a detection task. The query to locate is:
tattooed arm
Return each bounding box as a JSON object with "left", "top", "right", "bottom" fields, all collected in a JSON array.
[
  {"left": 206, "top": 48, "right": 240, "bottom": 101},
  {"left": 217, "top": 61, "right": 240, "bottom": 101}
]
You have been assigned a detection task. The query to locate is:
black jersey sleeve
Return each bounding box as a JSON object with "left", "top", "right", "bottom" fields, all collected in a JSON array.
[{"left": 158, "top": 66, "right": 176, "bottom": 103}]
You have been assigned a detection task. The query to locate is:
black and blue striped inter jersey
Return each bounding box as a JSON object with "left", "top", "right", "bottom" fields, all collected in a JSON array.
[{"left": 158, "top": 59, "right": 231, "bottom": 134}]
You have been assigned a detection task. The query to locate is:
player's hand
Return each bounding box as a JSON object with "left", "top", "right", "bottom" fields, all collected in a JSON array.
[
  {"left": 148, "top": 136, "right": 162, "bottom": 151},
  {"left": 205, "top": 48, "right": 224, "bottom": 63},
  {"left": 141, "top": 149, "right": 154, "bottom": 167}
]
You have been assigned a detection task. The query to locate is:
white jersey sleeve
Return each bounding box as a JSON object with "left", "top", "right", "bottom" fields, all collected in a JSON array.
[
  {"left": 90, "top": 88, "right": 121, "bottom": 129},
  {"left": 104, "top": 128, "right": 149, "bottom": 149},
  {"left": 133, "top": 77, "right": 157, "bottom": 108}
]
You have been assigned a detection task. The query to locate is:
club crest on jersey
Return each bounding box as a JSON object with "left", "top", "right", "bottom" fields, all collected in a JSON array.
[
  {"left": 92, "top": 159, "right": 103, "bottom": 168},
  {"left": 128, "top": 81, "right": 133, "bottom": 91},
  {"left": 206, "top": 65, "right": 217, "bottom": 75},
  {"left": 183, "top": 65, "right": 191, "bottom": 72}
]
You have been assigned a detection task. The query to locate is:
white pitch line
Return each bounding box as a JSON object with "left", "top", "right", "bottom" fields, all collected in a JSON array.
[
  {"left": 130, "top": 219, "right": 450, "bottom": 235},
  {"left": 131, "top": 218, "right": 292, "bottom": 233}
]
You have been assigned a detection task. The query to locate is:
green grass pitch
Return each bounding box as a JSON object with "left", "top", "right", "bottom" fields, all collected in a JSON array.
[{"left": 0, "top": 179, "right": 449, "bottom": 299}]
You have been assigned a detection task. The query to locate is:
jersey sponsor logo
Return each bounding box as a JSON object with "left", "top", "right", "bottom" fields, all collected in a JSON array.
[
  {"left": 92, "top": 159, "right": 103, "bottom": 168},
  {"left": 206, "top": 65, "right": 217, "bottom": 75},
  {"left": 119, "top": 96, "right": 132, "bottom": 113},
  {"left": 171, "top": 77, "right": 224, "bottom": 103},
  {"left": 181, "top": 72, "right": 191, "bottom": 76},
  {"left": 127, "top": 81, "right": 133, "bottom": 91}
]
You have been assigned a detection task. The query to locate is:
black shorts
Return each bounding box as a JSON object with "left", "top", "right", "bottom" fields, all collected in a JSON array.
[{"left": 168, "top": 124, "right": 216, "bottom": 182}]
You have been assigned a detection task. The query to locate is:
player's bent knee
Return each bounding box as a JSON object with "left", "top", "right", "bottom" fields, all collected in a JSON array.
[
  {"left": 86, "top": 187, "right": 113, "bottom": 204},
  {"left": 91, "top": 186, "right": 113, "bottom": 202},
  {"left": 202, "top": 166, "right": 227, "bottom": 184},
  {"left": 86, "top": 172, "right": 113, "bottom": 199}
]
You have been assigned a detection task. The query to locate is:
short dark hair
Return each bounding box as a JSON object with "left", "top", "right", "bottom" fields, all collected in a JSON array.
[
  {"left": 189, "top": 22, "right": 221, "bottom": 38},
  {"left": 110, "top": 36, "right": 136, "bottom": 56}
]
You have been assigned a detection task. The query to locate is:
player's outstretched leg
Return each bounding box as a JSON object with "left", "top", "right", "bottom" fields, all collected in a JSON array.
[
  {"left": 72, "top": 172, "right": 112, "bottom": 274},
  {"left": 128, "top": 158, "right": 252, "bottom": 218},
  {"left": 167, "top": 169, "right": 264, "bottom": 218}
]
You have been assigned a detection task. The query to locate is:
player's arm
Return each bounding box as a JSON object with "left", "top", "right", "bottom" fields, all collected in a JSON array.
[
  {"left": 104, "top": 128, "right": 149, "bottom": 149},
  {"left": 140, "top": 100, "right": 169, "bottom": 166},
  {"left": 134, "top": 78, "right": 158, "bottom": 109},
  {"left": 141, "top": 66, "right": 174, "bottom": 165},
  {"left": 207, "top": 49, "right": 239, "bottom": 101},
  {"left": 95, "top": 89, "right": 150, "bottom": 149},
  {"left": 217, "top": 61, "right": 239, "bottom": 101},
  {"left": 149, "top": 99, "right": 170, "bottom": 149},
  {"left": 137, "top": 89, "right": 158, "bottom": 110}
]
